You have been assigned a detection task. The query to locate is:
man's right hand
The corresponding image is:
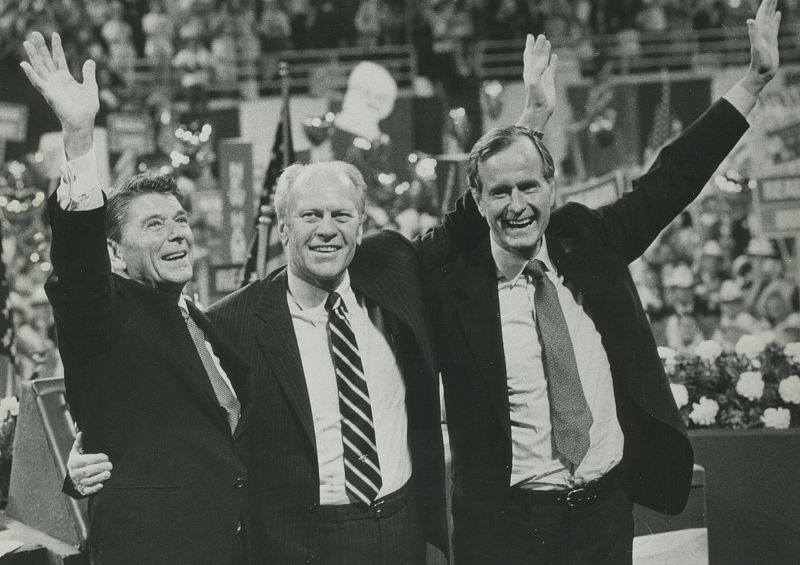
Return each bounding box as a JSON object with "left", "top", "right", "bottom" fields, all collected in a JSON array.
[
  {"left": 20, "top": 31, "right": 99, "bottom": 160},
  {"left": 516, "top": 33, "right": 558, "bottom": 132},
  {"left": 68, "top": 432, "right": 112, "bottom": 497}
]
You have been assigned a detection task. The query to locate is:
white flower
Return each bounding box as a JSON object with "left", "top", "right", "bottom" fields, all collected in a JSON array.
[
  {"left": 751, "top": 359, "right": 762, "bottom": 369},
  {"left": 689, "top": 397, "right": 719, "bottom": 426},
  {"left": 670, "top": 383, "right": 689, "bottom": 409},
  {"left": 784, "top": 342, "right": 800, "bottom": 364},
  {"left": 695, "top": 340, "right": 722, "bottom": 363},
  {"left": 658, "top": 346, "right": 677, "bottom": 371},
  {"left": 0, "top": 396, "right": 19, "bottom": 421},
  {"left": 736, "top": 371, "right": 765, "bottom": 400},
  {"left": 779, "top": 375, "right": 800, "bottom": 404},
  {"left": 735, "top": 334, "right": 769, "bottom": 358},
  {"left": 761, "top": 407, "right": 791, "bottom": 429}
]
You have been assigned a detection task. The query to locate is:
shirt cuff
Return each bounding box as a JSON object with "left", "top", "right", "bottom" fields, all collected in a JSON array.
[
  {"left": 722, "top": 83, "right": 758, "bottom": 118},
  {"left": 55, "top": 147, "right": 104, "bottom": 211}
]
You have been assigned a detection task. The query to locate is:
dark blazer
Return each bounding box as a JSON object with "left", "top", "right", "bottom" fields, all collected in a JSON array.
[
  {"left": 426, "top": 99, "right": 749, "bottom": 515},
  {"left": 208, "top": 230, "right": 454, "bottom": 565},
  {"left": 45, "top": 197, "right": 254, "bottom": 565}
]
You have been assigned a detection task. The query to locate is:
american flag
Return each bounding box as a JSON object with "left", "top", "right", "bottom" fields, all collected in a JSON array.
[
  {"left": 240, "top": 106, "right": 295, "bottom": 286},
  {"left": 644, "top": 69, "right": 672, "bottom": 166}
]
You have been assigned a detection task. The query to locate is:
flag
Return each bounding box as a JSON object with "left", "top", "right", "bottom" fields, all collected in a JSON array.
[
  {"left": 644, "top": 69, "right": 672, "bottom": 166},
  {"left": 240, "top": 106, "right": 295, "bottom": 286}
]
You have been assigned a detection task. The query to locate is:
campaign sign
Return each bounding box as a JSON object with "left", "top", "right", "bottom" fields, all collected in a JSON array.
[
  {"left": 558, "top": 170, "right": 625, "bottom": 208},
  {"left": 106, "top": 113, "right": 155, "bottom": 155},
  {"left": 218, "top": 140, "right": 254, "bottom": 265},
  {"left": 0, "top": 103, "right": 28, "bottom": 142},
  {"left": 752, "top": 174, "right": 800, "bottom": 236}
]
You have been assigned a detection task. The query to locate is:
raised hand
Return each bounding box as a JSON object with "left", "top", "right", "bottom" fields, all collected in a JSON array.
[
  {"left": 517, "top": 34, "right": 558, "bottom": 131},
  {"left": 20, "top": 32, "right": 98, "bottom": 158},
  {"left": 744, "top": 0, "right": 781, "bottom": 92}
]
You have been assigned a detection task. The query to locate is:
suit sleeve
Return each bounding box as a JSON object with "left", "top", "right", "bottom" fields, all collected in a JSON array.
[
  {"left": 414, "top": 189, "right": 488, "bottom": 272},
  {"left": 45, "top": 191, "right": 119, "bottom": 356},
  {"left": 592, "top": 98, "right": 749, "bottom": 263}
]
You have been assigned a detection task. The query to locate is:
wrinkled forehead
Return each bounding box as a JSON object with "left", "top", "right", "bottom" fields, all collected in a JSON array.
[
  {"left": 479, "top": 138, "right": 547, "bottom": 184},
  {"left": 124, "top": 192, "right": 185, "bottom": 222}
]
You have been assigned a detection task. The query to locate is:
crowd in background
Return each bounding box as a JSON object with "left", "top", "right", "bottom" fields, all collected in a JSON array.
[{"left": 0, "top": 0, "right": 799, "bottom": 383}]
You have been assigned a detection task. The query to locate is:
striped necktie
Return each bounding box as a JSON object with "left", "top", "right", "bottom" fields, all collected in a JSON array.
[
  {"left": 526, "top": 259, "right": 593, "bottom": 467},
  {"left": 325, "top": 291, "right": 382, "bottom": 505},
  {"left": 180, "top": 305, "right": 241, "bottom": 434}
]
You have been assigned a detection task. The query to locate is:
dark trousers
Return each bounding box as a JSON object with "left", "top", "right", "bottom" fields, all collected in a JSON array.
[
  {"left": 452, "top": 481, "right": 634, "bottom": 565},
  {"left": 316, "top": 483, "right": 425, "bottom": 565}
]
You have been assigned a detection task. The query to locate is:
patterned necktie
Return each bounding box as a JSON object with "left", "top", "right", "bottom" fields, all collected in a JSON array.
[
  {"left": 526, "top": 259, "right": 593, "bottom": 467},
  {"left": 325, "top": 291, "right": 382, "bottom": 505},
  {"left": 180, "top": 305, "right": 241, "bottom": 433}
]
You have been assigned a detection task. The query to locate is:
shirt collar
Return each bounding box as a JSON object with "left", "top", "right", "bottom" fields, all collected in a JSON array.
[
  {"left": 287, "top": 268, "right": 357, "bottom": 322},
  {"left": 490, "top": 235, "right": 556, "bottom": 284}
]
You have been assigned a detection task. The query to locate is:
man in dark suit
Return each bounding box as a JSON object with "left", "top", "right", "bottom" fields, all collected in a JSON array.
[
  {"left": 208, "top": 160, "right": 451, "bottom": 564},
  {"left": 23, "top": 32, "right": 253, "bottom": 565},
  {"left": 425, "top": 1, "right": 781, "bottom": 563}
]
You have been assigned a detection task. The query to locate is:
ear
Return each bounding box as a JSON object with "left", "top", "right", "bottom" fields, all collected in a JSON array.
[
  {"left": 356, "top": 219, "right": 364, "bottom": 246},
  {"left": 278, "top": 218, "right": 289, "bottom": 247},
  {"left": 107, "top": 239, "right": 127, "bottom": 273},
  {"left": 548, "top": 181, "right": 557, "bottom": 210}
]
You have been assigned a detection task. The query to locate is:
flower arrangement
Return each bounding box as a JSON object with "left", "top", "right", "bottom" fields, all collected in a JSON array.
[{"left": 661, "top": 337, "right": 800, "bottom": 429}]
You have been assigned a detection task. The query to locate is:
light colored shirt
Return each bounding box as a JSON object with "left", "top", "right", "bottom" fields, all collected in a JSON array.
[
  {"left": 56, "top": 147, "right": 236, "bottom": 399},
  {"left": 287, "top": 269, "right": 412, "bottom": 505},
  {"left": 493, "top": 237, "right": 624, "bottom": 488}
]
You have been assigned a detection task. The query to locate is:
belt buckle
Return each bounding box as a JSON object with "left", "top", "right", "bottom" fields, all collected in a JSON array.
[{"left": 565, "top": 486, "right": 590, "bottom": 509}]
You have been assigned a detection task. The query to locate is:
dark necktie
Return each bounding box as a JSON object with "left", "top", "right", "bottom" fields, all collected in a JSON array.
[
  {"left": 180, "top": 305, "right": 241, "bottom": 433},
  {"left": 526, "top": 259, "right": 593, "bottom": 467},
  {"left": 325, "top": 291, "right": 382, "bottom": 505}
]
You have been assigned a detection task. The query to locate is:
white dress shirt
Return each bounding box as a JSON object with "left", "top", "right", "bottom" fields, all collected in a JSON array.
[
  {"left": 493, "top": 237, "right": 624, "bottom": 489},
  {"left": 287, "top": 270, "right": 412, "bottom": 505}
]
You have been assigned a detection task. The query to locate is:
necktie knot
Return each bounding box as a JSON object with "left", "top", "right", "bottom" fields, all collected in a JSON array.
[
  {"left": 526, "top": 259, "right": 548, "bottom": 282},
  {"left": 325, "top": 292, "right": 346, "bottom": 314}
]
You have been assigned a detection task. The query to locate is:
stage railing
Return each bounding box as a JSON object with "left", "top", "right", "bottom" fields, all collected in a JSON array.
[{"left": 476, "top": 23, "right": 800, "bottom": 80}]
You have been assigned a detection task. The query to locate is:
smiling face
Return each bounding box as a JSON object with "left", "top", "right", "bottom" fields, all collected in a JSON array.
[
  {"left": 108, "top": 193, "right": 193, "bottom": 291},
  {"left": 475, "top": 137, "right": 555, "bottom": 259},
  {"left": 279, "top": 167, "right": 364, "bottom": 291}
]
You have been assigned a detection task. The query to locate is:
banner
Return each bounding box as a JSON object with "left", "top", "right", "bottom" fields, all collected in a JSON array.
[
  {"left": 751, "top": 174, "right": 800, "bottom": 236},
  {"left": 218, "top": 140, "right": 254, "bottom": 265},
  {"left": 106, "top": 113, "right": 155, "bottom": 155},
  {"left": 558, "top": 170, "right": 625, "bottom": 208}
]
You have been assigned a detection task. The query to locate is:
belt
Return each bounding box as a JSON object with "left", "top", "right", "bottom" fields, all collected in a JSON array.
[
  {"left": 456, "top": 464, "right": 625, "bottom": 511},
  {"left": 317, "top": 481, "right": 411, "bottom": 522}
]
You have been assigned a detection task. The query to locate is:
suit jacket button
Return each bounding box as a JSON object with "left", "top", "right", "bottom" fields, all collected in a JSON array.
[
  {"left": 305, "top": 554, "right": 315, "bottom": 564},
  {"left": 234, "top": 522, "right": 243, "bottom": 535},
  {"left": 308, "top": 502, "right": 318, "bottom": 512},
  {"left": 234, "top": 477, "right": 245, "bottom": 488}
]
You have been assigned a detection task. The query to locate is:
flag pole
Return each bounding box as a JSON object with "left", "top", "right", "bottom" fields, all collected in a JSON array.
[{"left": 280, "top": 61, "right": 291, "bottom": 169}]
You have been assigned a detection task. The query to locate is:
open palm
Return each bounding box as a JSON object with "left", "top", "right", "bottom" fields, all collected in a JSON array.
[
  {"left": 522, "top": 34, "right": 558, "bottom": 117},
  {"left": 21, "top": 32, "right": 98, "bottom": 133},
  {"left": 749, "top": 0, "right": 781, "bottom": 81}
]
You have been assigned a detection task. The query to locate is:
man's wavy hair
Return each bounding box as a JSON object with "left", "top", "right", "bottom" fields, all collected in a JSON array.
[
  {"left": 466, "top": 126, "right": 556, "bottom": 200},
  {"left": 106, "top": 174, "right": 184, "bottom": 243}
]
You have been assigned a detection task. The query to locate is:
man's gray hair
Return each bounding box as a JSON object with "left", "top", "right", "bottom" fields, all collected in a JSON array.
[{"left": 273, "top": 161, "right": 367, "bottom": 222}]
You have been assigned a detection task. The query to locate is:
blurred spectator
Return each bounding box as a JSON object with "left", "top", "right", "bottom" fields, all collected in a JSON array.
[
  {"left": 173, "top": 21, "right": 212, "bottom": 111},
  {"left": 258, "top": 0, "right": 292, "bottom": 53},
  {"left": 286, "top": 0, "right": 311, "bottom": 49},
  {"left": 660, "top": 263, "right": 705, "bottom": 350},
  {"left": 355, "top": 0, "right": 382, "bottom": 47},
  {"left": 102, "top": 1, "right": 137, "bottom": 86},
  {"left": 712, "top": 280, "right": 768, "bottom": 348},
  {"left": 379, "top": 0, "right": 407, "bottom": 45},
  {"left": 694, "top": 239, "right": 726, "bottom": 315},
  {"left": 211, "top": 6, "right": 239, "bottom": 83},
  {"left": 142, "top": 0, "right": 175, "bottom": 64}
]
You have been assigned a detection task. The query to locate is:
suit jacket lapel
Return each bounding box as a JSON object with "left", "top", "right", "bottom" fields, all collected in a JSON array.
[
  {"left": 254, "top": 272, "right": 317, "bottom": 451},
  {"left": 453, "top": 238, "right": 511, "bottom": 437},
  {"left": 187, "top": 301, "right": 254, "bottom": 439}
]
